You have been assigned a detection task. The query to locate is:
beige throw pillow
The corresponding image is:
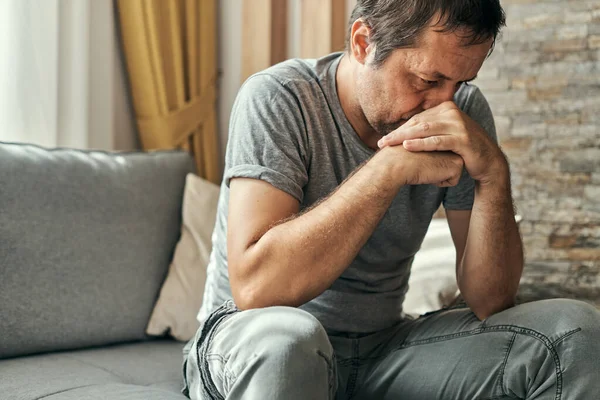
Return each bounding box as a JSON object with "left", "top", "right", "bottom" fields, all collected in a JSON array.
[
  {"left": 146, "top": 173, "right": 220, "bottom": 341},
  {"left": 403, "top": 219, "right": 459, "bottom": 318}
]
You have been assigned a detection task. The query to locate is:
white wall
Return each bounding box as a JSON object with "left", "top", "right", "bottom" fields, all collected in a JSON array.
[
  {"left": 0, "top": 0, "right": 138, "bottom": 151},
  {"left": 216, "top": 0, "right": 357, "bottom": 160}
]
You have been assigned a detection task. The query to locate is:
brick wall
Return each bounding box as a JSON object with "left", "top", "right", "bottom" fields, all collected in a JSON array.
[{"left": 475, "top": 0, "right": 600, "bottom": 303}]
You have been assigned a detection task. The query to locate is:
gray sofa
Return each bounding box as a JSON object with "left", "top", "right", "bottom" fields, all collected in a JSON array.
[{"left": 0, "top": 142, "right": 194, "bottom": 400}]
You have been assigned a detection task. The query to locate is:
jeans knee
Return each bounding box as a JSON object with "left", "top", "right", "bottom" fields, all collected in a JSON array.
[
  {"left": 257, "top": 307, "right": 332, "bottom": 359},
  {"left": 538, "top": 299, "right": 600, "bottom": 336},
  {"left": 490, "top": 299, "right": 600, "bottom": 342},
  {"left": 226, "top": 306, "right": 333, "bottom": 367}
]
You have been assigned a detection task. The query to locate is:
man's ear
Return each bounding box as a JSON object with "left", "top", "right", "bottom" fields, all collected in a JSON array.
[{"left": 349, "top": 19, "right": 373, "bottom": 65}]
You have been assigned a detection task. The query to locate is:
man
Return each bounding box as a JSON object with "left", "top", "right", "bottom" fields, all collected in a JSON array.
[{"left": 183, "top": 1, "right": 600, "bottom": 399}]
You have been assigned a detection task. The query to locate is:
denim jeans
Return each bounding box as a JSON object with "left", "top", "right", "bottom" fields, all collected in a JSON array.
[{"left": 182, "top": 298, "right": 600, "bottom": 399}]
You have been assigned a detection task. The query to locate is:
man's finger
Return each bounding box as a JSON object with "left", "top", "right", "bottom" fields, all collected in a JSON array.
[
  {"left": 402, "top": 135, "right": 458, "bottom": 152},
  {"left": 378, "top": 120, "right": 446, "bottom": 148}
]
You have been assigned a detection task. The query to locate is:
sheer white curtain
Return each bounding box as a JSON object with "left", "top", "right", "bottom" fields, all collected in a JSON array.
[{"left": 0, "top": 0, "right": 137, "bottom": 150}]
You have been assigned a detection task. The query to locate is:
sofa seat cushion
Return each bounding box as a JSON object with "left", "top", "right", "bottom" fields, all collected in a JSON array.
[{"left": 0, "top": 340, "right": 187, "bottom": 400}]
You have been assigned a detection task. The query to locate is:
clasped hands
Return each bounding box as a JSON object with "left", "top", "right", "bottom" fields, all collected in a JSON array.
[{"left": 377, "top": 101, "right": 508, "bottom": 187}]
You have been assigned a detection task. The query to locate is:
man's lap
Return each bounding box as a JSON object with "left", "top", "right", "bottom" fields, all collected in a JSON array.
[{"left": 184, "top": 299, "right": 600, "bottom": 400}]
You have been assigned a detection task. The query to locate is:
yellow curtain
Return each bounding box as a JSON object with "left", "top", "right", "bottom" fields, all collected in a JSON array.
[{"left": 116, "top": 0, "right": 220, "bottom": 184}]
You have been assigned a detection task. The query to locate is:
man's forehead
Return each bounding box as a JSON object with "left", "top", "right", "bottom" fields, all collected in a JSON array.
[{"left": 412, "top": 29, "right": 492, "bottom": 80}]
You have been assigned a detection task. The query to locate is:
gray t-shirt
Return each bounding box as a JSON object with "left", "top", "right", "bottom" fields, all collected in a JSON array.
[{"left": 198, "top": 52, "right": 497, "bottom": 334}]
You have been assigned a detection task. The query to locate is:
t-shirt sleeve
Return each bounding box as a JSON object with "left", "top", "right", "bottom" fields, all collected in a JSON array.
[
  {"left": 443, "top": 85, "right": 498, "bottom": 211},
  {"left": 224, "top": 74, "right": 309, "bottom": 203}
]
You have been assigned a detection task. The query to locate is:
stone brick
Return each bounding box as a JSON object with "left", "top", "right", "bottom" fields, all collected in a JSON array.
[
  {"left": 540, "top": 49, "right": 599, "bottom": 63},
  {"left": 582, "top": 201, "right": 600, "bottom": 215},
  {"left": 559, "top": 149, "right": 600, "bottom": 173},
  {"left": 585, "top": 185, "right": 600, "bottom": 202},
  {"left": 477, "top": 66, "right": 499, "bottom": 79},
  {"left": 504, "top": 61, "right": 596, "bottom": 78},
  {"left": 476, "top": 77, "right": 510, "bottom": 92},
  {"left": 569, "top": 73, "right": 600, "bottom": 86},
  {"left": 558, "top": 196, "right": 585, "bottom": 209},
  {"left": 485, "top": 91, "right": 530, "bottom": 114},
  {"left": 544, "top": 112, "right": 580, "bottom": 125},
  {"left": 590, "top": 24, "right": 600, "bottom": 36},
  {"left": 564, "top": 11, "right": 593, "bottom": 24},
  {"left": 533, "top": 76, "right": 569, "bottom": 88},
  {"left": 589, "top": 35, "right": 600, "bottom": 49},
  {"left": 581, "top": 107, "right": 600, "bottom": 123},
  {"left": 543, "top": 208, "right": 600, "bottom": 224},
  {"left": 563, "top": 85, "right": 600, "bottom": 98},
  {"left": 519, "top": 221, "right": 534, "bottom": 235},
  {"left": 501, "top": 137, "right": 531, "bottom": 151},
  {"left": 494, "top": 116, "right": 512, "bottom": 138},
  {"left": 511, "top": 77, "right": 537, "bottom": 90},
  {"left": 511, "top": 123, "right": 548, "bottom": 138},
  {"left": 505, "top": 27, "right": 557, "bottom": 44},
  {"left": 546, "top": 125, "right": 580, "bottom": 138},
  {"left": 542, "top": 38, "right": 587, "bottom": 52},
  {"left": 550, "top": 234, "right": 579, "bottom": 248},
  {"left": 544, "top": 134, "right": 600, "bottom": 151},
  {"left": 568, "top": 249, "right": 600, "bottom": 261},
  {"left": 505, "top": 3, "right": 564, "bottom": 20},
  {"left": 549, "top": 97, "right": 587, "bottom": 113},
  {"left": 523, "top": 14, "right": 562, "bottom": 29},
  {"left": 505, "top": 41, "right": 542, "bottom": 53},
  {"left": 527, "top": 86, "right": 564, "bottom": 101},
  {"left": 512, "top": 114, "right": 544, "bottom": 125},
  {"left": 503, "top": 52, "right": 541, "bottom": 67},
  {"left": 556, "top": 25, "right": 589, "bottom": 40}
]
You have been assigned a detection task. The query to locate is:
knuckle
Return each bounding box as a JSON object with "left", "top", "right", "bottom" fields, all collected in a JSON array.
[
  {"left": 420, "top": 122, "right": 430, "bottom": 131},
  {"left": 452, "top": 155, "right": 464, "bottom": 167},
  {"left": 442, "top": 101, "right": 456, "bottom": 110}
]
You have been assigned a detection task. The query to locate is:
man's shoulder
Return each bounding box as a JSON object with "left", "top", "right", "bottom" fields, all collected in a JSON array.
[
  {"left": 240, "top": 53, "right": 340, "bottom": 99},
  {"left": 454, "top": 83, "right": 496, "bottom": 140},
  {"left": 454, "top": 83, "right": 487, "bottom": 112}
]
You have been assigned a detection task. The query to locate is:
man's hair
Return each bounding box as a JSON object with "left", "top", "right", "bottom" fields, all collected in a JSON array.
[{"left": 346, "top": 0, "right": 506, "bottom": 66}]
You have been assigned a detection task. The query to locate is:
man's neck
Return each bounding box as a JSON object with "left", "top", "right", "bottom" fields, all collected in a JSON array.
[{"left": 335, "top": 54, "right": 381, "bottom": 150}]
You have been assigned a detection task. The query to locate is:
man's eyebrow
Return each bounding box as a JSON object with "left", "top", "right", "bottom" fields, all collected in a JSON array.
[{"left": 432, "top": 71, "right": 478, "bottom": 82}]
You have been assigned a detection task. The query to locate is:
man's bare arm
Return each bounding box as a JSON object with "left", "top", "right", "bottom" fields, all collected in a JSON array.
[
  {"left": 458, "top": 168, "right": 523, "bottom": 319},
  {"left": 228, "top": 146, "right": 465, "bottom": 310}
]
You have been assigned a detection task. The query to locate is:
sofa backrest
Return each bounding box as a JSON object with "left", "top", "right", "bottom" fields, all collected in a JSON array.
[{"left": 0, "top": 143, "right": 194, "bottom": 359}]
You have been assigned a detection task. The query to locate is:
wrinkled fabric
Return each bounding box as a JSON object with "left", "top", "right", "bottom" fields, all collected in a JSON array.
[{"left": 184, "top": 299, "right": 600, "bottom": 400}]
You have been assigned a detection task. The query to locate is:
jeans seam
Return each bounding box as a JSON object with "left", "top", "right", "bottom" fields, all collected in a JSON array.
[
  {"left": 317, "top": 350, "right": 337, "bottom": 399},
  {"left": 206, "top": 353, "right": 228, "bottom": 363},
  {"left": 551, "top": 328, "right": 581, "bottom": 347},
  {"left": 496, "top": 332, "right": 517, "bottom": 398},
  {"left": 345, "top": 339, "right": 360, "bottom": 398},
  {"left": 222, "top": 365, "right": 236, "bottom": 394},
  {"left": 337, "top": 359, "right": 354, "bottom": 367},
  {"left": 196, "top": 301, "right": 238, "bottom": 400}
]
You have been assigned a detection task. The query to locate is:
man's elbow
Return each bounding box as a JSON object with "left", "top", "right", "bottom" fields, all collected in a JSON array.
[
  {"left": 231, "top": 281, "right": 262, "bottom": 311},
  {"left": 229, "top": 258, "right": 270, "bottom": 310},
  {"left": 471, "top": 296, "right": 516, "bottom": 321},
  {"left": 229, "top": 258, "right": 304, "bottom": 310},
  {"left": 231, "top": 278, "right": 303, "bottom": 311}
]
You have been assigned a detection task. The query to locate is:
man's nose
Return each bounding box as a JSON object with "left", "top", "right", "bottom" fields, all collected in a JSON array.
[{"left": 422, "top": 84, "right": 458, "bottom": 110}]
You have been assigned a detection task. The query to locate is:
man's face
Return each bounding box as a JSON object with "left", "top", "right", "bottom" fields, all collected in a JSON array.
[{"left": 355, "top": 27, "right": 493, "bottom": 136}]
